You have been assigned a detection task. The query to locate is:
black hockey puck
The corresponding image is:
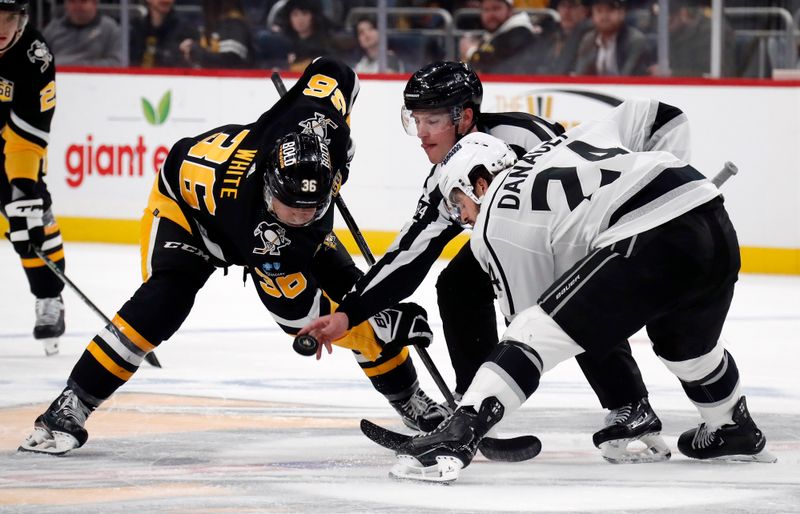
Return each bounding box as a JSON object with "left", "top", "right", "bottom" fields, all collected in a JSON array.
[{"left": 293, "top": 334, "right": 319, "bottom": 356}]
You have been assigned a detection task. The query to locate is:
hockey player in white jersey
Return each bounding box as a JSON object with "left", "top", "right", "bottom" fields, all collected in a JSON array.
[
  {"left": 391, "top": 99, "right": 775, "bottom": 482},
  {"left": 302, "top": 63, "right": 674, "bottom": 459}
]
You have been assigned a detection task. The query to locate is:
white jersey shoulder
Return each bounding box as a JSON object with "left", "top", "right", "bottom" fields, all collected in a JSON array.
[{"left": 471, "top": 99, "right": 716, "bottom": 320}]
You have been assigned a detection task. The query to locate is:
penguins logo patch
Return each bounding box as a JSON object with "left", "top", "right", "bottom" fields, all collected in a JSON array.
[
  {"left": 27, "top": 40, "right": 53, "bottom": 72},
  {"left": 298, "top": 112, "right": 338, "bottom": 145},
  {"left": 253, "top": 221, "right": 291, "bottom": 256}
]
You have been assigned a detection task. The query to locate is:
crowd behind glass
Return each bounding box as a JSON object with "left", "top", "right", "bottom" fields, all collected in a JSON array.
[{"left": 31, "top": 0, "right": 800, "bottom": 78}]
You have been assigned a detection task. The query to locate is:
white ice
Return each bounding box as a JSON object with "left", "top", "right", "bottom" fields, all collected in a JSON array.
[{"left": 1, "top": 241, "right": 798, "bottom": 513}]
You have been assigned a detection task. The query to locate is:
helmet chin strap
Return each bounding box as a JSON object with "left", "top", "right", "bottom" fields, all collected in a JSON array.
[{"left": 452, "top": 106, "right": 477, "bottom": 143}]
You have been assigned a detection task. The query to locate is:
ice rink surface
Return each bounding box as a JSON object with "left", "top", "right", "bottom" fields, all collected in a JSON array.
[{"left": 1, "top": 241, "right": 798, "bottom": 513}]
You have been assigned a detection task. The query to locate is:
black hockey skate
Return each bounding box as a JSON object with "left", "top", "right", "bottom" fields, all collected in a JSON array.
[
  {"left": 390, "top": 396, "right": 504, "bottom": 483},
  {"left": 19, "top": 389, "right": 91, "bottom": 455},
  {"left": 33, "top": 295, "right": 65, "bottom": 356},
  {"left": 678, "top": 396, "right": 776, "bottom": 463},
  {"left": 390, "top": 387, "right": 453, "bottom": 432},
  {"left": 593, "top": 397, "right": 671, "bottom": 464}
]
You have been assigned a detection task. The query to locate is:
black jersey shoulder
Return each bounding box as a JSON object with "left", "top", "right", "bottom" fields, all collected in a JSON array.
[
  {"left": 479, "top": 112, "right": 564, "bottom": 158},
  {"left": 0, "top": 26, "right": 55, "bottom": 84},
  {"left": 0, "top": 26, "right": 56, "bottom": 147},
  {"left": 480, "top": 111, "right": 565, "bottom": 138}
]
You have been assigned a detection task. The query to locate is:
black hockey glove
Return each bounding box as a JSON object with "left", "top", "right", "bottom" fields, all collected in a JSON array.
[
  {"left": 5, "top": 180, "right": 45, "bottom": 254},
  {"left": 368, "top": 302, "right": 433, "bottom": 351}
]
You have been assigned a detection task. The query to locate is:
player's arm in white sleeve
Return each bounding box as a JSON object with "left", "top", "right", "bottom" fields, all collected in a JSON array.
[{"left": 611, "top": 98, "right": 691, "bottom": 161}]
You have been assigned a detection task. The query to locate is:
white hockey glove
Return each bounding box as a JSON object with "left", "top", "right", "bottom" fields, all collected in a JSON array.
[
  {"left": 5, "top": 183, "right": 45, "bottom": 254},
  {"left": 368, "top": 302, "right": 433, "bottom": 351}
]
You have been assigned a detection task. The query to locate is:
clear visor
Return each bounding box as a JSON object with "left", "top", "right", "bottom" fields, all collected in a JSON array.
[
  {"left": 263, "top": 184, "right": 331, "bottom": 228},
  {"left": 444, "top": 185, "right": 481, "bottom": 229},
  {"left": 400, "top": 106, "right": 462, "bottom": 137},
  {"left": 0, "top": 12, "right": 27, "bottom": 53}
]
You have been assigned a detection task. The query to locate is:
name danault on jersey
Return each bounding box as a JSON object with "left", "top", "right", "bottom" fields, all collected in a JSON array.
[{"left": 493, "top": 135, "right": 567, "bottom": 211}]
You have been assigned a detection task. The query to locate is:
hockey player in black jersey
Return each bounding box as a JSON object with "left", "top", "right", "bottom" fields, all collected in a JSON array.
[
  {"left": 392, "top": 122, "right": 774, "bottom": 482},
  {"left": 301, "top": 61, "right": 666, "bottom": 462},
  {"left": 0, "top": 0, "right": 66, "bottom": 357},
  {"left": 18, "top": 57, "right": 446, "bottom": 456}
]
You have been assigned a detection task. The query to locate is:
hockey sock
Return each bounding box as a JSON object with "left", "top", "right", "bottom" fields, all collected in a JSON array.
[
  {"left": 21, "top": 219, "right": 65, "bottom": 298},
  {"left": 354, "top": 346, "right": 419, "bottom": 402},
  {"left": 67, "top": 314, "right": 157, "bottom": 404},
  {"left": 460, "top": 340, "right": 540, "bottom": 413},
  {"left": 661, "top": 346, "right": 741, "bottom": 429}
]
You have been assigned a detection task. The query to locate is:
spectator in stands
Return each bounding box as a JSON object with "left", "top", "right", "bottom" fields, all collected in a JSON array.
[
  {"left": 179, "top": 0, "right": 255, "bottom": 69},
  {"left": 282, "top": 0, "right": 334, "bottom": 72},
  {"left": 574, "top": 0, "right": 652, "bottom": 76},
  {"left": 463, "top": 0, "right": 540, "bottom": 74},
  {"left": 130, "top": 0, "right": 198, "bottom": 68},
  {"left": 648, "top": 0, "right": 735, "bottom": 77},
  {"left": 352, "top": 15, "right": 404, "bottom": 73},
  {"left": 43, "top": 0, "right": 122, "bottom": 66},
  {"left": 530, "top": 0, "right": 592, "bottom": 74}
]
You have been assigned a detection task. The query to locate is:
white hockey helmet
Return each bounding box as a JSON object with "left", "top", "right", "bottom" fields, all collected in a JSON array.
[{"left": 437, "top": 132, "right": 517, "bottom": 223}]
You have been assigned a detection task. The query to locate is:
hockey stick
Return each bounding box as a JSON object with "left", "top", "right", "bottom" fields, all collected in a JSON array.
[
  {"left": 32, "top": 247, "right": 162, "bottom": 368},
  {"left": 712, "top": 161, "right": 738, "bottom": 188},
  {"left": 270, "top": 71, "right": 456, "bottom": 409}
]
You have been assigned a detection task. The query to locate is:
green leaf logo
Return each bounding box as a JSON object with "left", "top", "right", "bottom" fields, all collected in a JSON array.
[{"left": 141, "top": 90, "right": 172, "bottom": 125}]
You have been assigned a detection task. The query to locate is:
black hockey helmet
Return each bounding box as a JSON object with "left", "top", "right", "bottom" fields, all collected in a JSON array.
[
  {"left": 403, "top": 61, "right": 483, "bottom": 112},
  {"left": 402, "top": 61, "right": 483, "bottom": 137},
  {"left": 0, "top": 0, "right": 28, "bottom": 11},
  {"left": 264, "top": 132, "right": 334, "bottom": 226}
]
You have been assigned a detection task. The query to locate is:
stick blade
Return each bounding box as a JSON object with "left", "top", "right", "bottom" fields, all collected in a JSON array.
[{"left": 145, "top": 352, "right": 162, "bottom": 368}]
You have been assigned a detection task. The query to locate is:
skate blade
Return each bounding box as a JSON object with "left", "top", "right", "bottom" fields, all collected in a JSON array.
[
  {"left": 711, "top": 448, "right": 777, "bottom": 464},
  {"left": 40, "top": 338, "right": 59, "bottom": 356},
  {"left": 600, "top": 433, "right": 671, "bottom": 464},
  {"left": 18, "top": 429, "right": 79, "bottom": 456},
  {"left": 389, "top": 455, "right": 463, "bottom": 483}
]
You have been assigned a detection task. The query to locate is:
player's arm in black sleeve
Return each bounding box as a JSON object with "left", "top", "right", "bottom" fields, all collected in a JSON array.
[
  {"left": 311, "top": 233, "right": 363, "bottom": 303},
  {"left": 335, "top": 177, "right": 462, "bottom": 328}
]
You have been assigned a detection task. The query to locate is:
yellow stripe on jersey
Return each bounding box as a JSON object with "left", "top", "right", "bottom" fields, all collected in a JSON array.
[
  {"left": 112, "top": 314, "right": 156, "bottom": 353},
  {"left": 362, "top": 348, "right": 410, "bottom": 378},
  {"left": 146, "top": 174, "right": 192, "bottom": 234},
  {"left": 21, "top": 248, "right": 64, "bottom": 268},
  {"left": 87, "top": 341, "right": 134, "bottom": 381},
  {"left": 331, "top": 318, "right": 384, "bottom": 361},
  {"left": 140, "top": 209, "right": 155, "bottom": 281},
  {"left": 2, "top": 126, "right": 46, "bottom": 182}
]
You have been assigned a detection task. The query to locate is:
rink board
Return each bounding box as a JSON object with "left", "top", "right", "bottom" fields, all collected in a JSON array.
[{"left": 7, "top": 70, "right": 800, "bottom": 272}]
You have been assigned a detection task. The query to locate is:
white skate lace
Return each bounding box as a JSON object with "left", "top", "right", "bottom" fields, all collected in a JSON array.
[
  {"left": 691, "top": 424, "right": 716, "bottom": 449},
  {"left": 604, "top": 405, "right": 633, "bottom": 426},
  {"left": 35, "top": 297, "right": 64, "bottom": 327},
  {"left": 55, "top": 391, "right": 89, "bottom": 426},
  {"left": 403, "top": 390, "right": 448, "bottom": 417}
]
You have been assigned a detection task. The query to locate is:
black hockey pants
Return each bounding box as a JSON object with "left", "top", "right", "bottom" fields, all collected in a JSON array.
[{"left": 438, "top": 240, "right": 647, "bottom": 408}]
